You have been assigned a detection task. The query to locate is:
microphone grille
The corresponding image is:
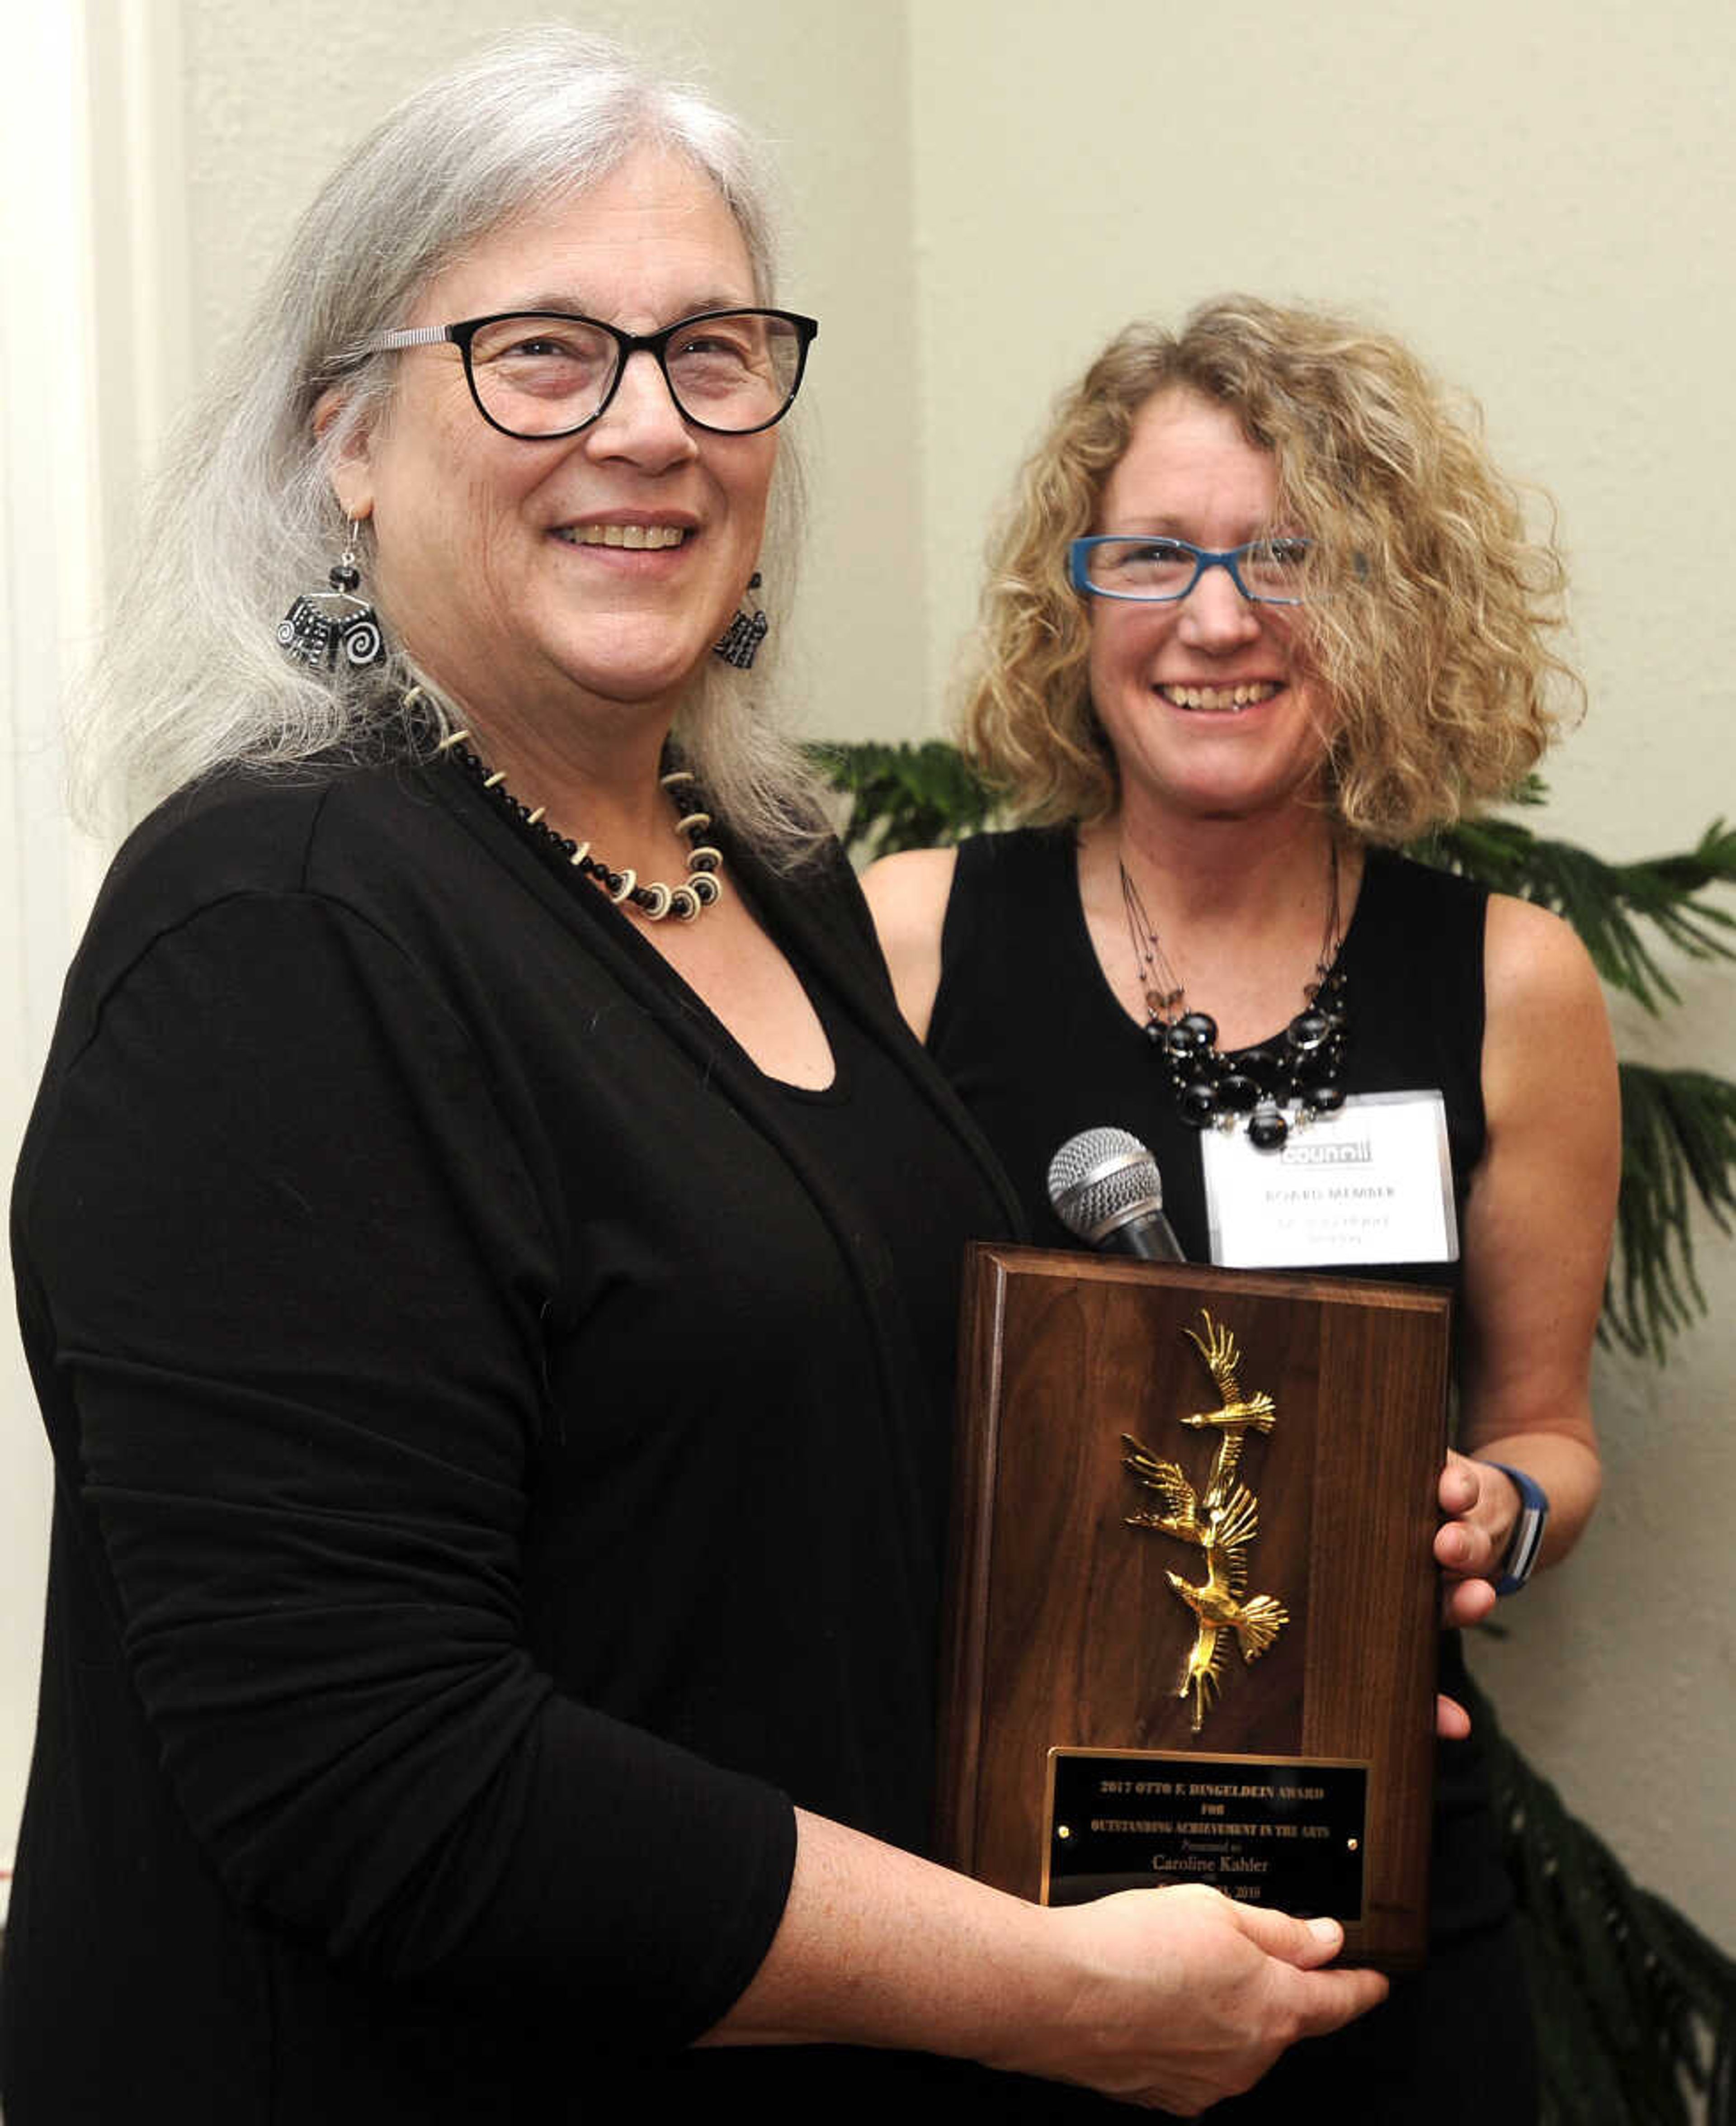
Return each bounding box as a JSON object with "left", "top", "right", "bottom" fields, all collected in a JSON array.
[{"left": 1046, "top": 1126, "right": 1165, "bottom": 1243}]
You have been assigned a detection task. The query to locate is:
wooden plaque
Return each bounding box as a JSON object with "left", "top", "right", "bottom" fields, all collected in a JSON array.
[{"left": 937, "top": 1244, "right": 1450, "bottom": 1970}]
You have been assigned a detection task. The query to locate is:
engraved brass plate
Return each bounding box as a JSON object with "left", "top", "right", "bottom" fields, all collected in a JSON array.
[{"left": 1043, "top": 1747, "right": 1368, "bottom": 1917}]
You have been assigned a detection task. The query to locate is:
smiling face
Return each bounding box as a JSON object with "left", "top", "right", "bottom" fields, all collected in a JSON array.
[
  {"left": 330, "top": 147, "right": 778, "bottom": 749},
  {"left": 1086, "top": 387, "right": 1332, "bottom": 831}
]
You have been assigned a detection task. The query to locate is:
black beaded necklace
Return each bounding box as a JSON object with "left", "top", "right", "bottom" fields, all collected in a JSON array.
[
  {"left": 435, "top": 725, "right": 724, "bottom": 923},
  {"left": 1119, "top": 847, "right": 1350, "bottom": 1152}
]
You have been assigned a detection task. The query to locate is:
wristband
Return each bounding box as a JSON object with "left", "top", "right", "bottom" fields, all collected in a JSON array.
[{"left": 1488, "top": 1462, "right": 1549, "bottom": 1595}]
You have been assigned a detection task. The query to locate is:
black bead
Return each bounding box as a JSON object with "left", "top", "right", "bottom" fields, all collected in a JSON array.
[
  {"left": 1286, "top": 1008, "right": 1333, "bottom": 1054},
  {"left": 1215, "top": 1072, "right": 1261, "bottom": 1114},
  {"left": 328, "top": 563, "right": 361, "bottom": 591},
  {"left": 1248, "top": 1104, "right": 1289, "bottom": 1151},
  {"left": 1175, "top": 1011, "right": 1219, "bottom": 1051},
  {"left": 1240, "top": 1046, "right": 1280, "bottom": 1088},
  {"left": 1302, "top": 1082, "right": 1347, "bottom": 1115},
  {"left": 1178, "top": 1082, "right": 1219, "bottom": 1128}
]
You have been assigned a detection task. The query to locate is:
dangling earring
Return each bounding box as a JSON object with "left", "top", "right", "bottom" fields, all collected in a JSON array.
[
  {"left": 712, "top": 572, "right": 767, "bottom": 669},
  {"left": 278, "top": 520, "right": 388, "bottom": 671}
]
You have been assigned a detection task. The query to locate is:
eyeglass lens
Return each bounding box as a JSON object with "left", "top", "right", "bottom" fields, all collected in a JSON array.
[
  {"left": 1081, "top": 537, "right": 1314, "bottom": 604},
  {"left": 466, "top": 312, "right": 805, "bottom": 436}
]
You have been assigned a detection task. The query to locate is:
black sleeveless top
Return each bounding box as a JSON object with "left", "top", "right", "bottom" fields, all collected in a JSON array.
[
  {"left": 927, "top": 830, "right": 1532, "bottom": 2123},
  {"left": 930, "top": 827, "right": 1487, "bottom": 1293}
]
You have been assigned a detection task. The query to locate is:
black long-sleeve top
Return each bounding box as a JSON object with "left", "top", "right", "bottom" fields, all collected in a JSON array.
[{"left": 4, "top": 755, "right": 1019, "bottom": 2122}]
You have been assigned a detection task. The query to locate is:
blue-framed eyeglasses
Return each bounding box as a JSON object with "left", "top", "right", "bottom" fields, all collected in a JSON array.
[
  {"left": 363, "top": 307, "right": 818, "bottom": 439},
  {"left": 1069, "top": 534, "right": 1316, "bottom": 606}
]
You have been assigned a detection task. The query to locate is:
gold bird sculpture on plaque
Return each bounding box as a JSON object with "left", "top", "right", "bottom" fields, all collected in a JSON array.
[
  {"left": 1119, "top": 1435, "right": 1208, "bottom": 1545},
  {"left": 1122, "top": 1310, "right": 1288, "bottom": 1732},
  {"left": 1161, "top": 1483, "right": 1288, "bottom": 1728},
  {"left": 1179, "top": 1314, "right": 1275, "bottom": 1498}
]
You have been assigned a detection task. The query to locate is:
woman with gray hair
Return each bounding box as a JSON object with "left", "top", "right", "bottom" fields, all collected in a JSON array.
[{"left": 3, "top": 36, "right": 1383, "bottom": 2122}]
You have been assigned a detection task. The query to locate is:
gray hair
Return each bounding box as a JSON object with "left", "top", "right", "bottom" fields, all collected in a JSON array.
[{"left": 73, "top": 25, "right": 822, "bottom": 857}]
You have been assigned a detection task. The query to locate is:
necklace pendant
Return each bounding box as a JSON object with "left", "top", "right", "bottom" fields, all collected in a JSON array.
[
  {"left": 1177, "top": 1081, "right": 1219, "bottom": 1129},
  {"left": 1127, "top": 839, "right": 1351, "bottom": 1158},
  {"left": 1214, "top": 1071, "right": 1261, "bottom": 1115},
  {"left": 1286, "top": 1007, "right": 1334, "bottom": 1054},
  {"left": 1164, "top": 1014, "right": 1218, "bottom": 1068}
]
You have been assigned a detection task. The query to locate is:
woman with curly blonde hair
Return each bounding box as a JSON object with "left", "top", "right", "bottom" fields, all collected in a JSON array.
[
  {"left": 954, "top": 298, "right": 1577, "bottom": 843},
  {"left": 867, "top": 296, "right": 1618, "bottom": 2121}
]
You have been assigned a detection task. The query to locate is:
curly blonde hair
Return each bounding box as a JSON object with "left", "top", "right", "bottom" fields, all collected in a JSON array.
[{"left": 960, "top": 296, "right": 1580, "bottom": 843}]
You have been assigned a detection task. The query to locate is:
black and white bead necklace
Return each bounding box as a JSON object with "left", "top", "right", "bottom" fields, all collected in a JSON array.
[
  {"left": 434, "top": 722, "right": 724, "bottom": 923},
  {"left": 1119, "top": 846, "right": 1350, "bottom": 1152}
]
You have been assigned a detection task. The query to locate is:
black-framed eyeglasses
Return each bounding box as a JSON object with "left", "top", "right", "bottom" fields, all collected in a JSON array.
[
  {"left": 365, "top": 307, "right": 818, "bottom": 439},
  {"left": 1069, "top": 534, "right": 1317, "bottom": 606}
]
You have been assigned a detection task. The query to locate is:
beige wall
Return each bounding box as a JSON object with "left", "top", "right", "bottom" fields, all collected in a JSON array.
[{"left": 7, "top": 0, "right": 1731, "bottom": 1957}]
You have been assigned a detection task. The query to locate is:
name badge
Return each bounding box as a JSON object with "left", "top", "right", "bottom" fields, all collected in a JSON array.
[{"left": 1201, "top": 1091, "right": 1459, "bottom": 1268}]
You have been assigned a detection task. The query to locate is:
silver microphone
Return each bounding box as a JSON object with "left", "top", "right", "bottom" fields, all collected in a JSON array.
[{"left": 1046, "top": 1125, "right": 1186, "bottom": 1261}]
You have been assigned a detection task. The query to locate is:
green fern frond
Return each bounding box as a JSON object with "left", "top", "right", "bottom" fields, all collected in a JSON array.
[
  {"left": 1414, "top": 812, "right": 1736, "bottom": 1015},
  {"left": 1466, "top": 1670, "right": 1736, "bottom": 2125},
  {"left": 1605, "top": 1066, "right": 1736, "bottom": 1361},
  {"left": 806, "top": 740, "right": 1000, "bottom": 861}
]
